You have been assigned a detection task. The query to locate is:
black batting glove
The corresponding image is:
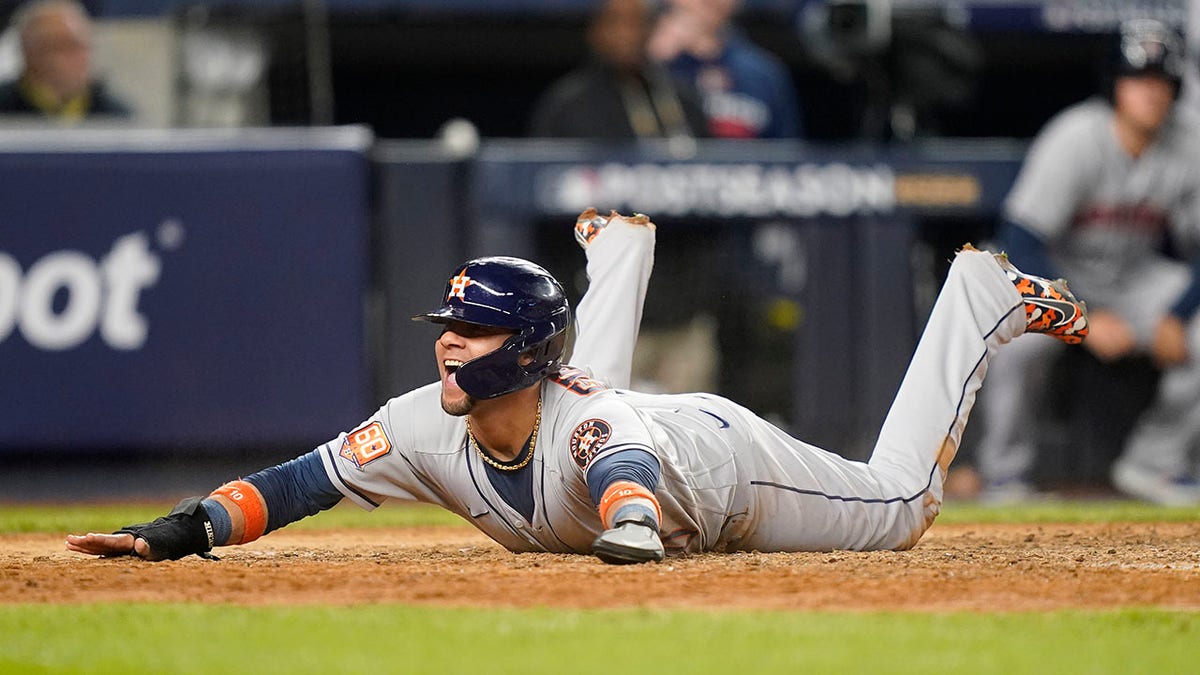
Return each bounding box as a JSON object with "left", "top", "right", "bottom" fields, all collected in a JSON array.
[{"left": 115, "top": 496, "right": 217, "bottom": 561}]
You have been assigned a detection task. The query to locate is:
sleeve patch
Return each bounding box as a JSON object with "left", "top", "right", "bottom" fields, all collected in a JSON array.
[
  {"left": 570, "top": 418, "right": 612, "bottom": 469},
  {"left": 550, "top": 367, "right": 608, "bottom": 396},
  {"left": 339, "top": 422, "right": 392, "bottom": 469}
]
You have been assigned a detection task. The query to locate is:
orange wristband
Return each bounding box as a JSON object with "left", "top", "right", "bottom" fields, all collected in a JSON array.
[
  {"left": 210, "top": 480, "right": 268, "bottom": 544},
  {"left": 598, "top": 480, "right": 661, "bottom": 528}
]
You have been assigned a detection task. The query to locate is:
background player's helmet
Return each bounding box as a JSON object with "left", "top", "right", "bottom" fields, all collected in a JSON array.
[
  {"left": 414, "top": 256, "right": 571, "bottom": 399},
  {"left": 1108, "top": 19, "right": 1185, "bottom": 99}
]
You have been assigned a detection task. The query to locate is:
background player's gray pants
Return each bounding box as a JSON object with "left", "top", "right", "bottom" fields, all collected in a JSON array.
[
  {"left": 727, "top": 250, "right": 1026, "bottom": 552},
  {"left": 976, "top": 260, "right": 1200, "bottom": 484}
]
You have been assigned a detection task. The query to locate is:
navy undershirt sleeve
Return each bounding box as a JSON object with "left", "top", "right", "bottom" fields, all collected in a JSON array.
[
  {"left": 1169, "top": 257, "right": 1200, "bottom": 320},
  {"left": 241, "top": 450, "right": 344, "bottom": 535},
  {"left": 585, "top": 449, "right": 661, "bottom": 507},
  {"left": 999, "top": 219, "right": 1060, "bottom": 281}
]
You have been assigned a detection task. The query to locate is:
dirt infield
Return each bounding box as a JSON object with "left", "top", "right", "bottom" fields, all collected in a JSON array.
[{"left": 4, "top": 522, "right": 1199, "bottom": 611}]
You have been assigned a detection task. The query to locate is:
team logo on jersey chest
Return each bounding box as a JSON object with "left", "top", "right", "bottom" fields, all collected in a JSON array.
[
  {"left": 339, "top": 422, "right": 392, "bottom": 469},
  {"left": 569, "top": 418, "right": 612, "bottom": 469}
]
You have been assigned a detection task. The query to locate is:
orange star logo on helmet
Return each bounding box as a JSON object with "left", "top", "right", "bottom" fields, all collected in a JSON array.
[{"left": 448, "top": 272, "right": 473, "bottom": 300}]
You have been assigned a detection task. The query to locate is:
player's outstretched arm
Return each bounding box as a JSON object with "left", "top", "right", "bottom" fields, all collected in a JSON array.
[
  {"left": 586, "top": 450, "right": 665, "bottom": 564},
  {"left": 571, "top": 208, "right": 656, "bottom": 388},
  {"left": 66, "top": 496, "right": 214, "bottom": 561},
  {"left": 66, "top": 450, "right": 343, "bottom": 562}
]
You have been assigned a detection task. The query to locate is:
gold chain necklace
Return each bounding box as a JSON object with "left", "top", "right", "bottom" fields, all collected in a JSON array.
[{"left": 466, "top": 396, "right": 542, "bottom": 471}]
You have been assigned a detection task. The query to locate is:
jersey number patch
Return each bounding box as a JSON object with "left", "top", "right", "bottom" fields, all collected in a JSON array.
[
  {"left": 339, "top": 422, "right": 392, "bottom": 469},
  {"left": 570, "top": 418, "right": 612, "bottom": 469},
  {"left": 551, "top": 367, "right": 607, "bottom": 396}
]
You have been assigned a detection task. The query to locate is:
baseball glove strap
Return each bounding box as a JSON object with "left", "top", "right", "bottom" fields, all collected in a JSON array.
[{"left": 115, "top": 496, "right": 217, "bottom": 561}]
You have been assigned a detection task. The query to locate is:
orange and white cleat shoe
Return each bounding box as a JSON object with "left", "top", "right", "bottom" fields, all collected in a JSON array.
[
  {"left": 574, "top": 208, "right": 652, "bottom": 249},
  {"left": 574, "top": 208, "right": 610, "bottom": 249},
  {"left": 993, "top": 251, "right": 1089, "bottom": 344}
]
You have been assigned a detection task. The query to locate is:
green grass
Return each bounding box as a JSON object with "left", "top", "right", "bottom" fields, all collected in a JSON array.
[
  {"left": 0, "top": 501, "right": 465, "bottom": 534},
  {"left": 2, "top": 499, "right": 1195, "bottom": 535},
  {"left": 0, "top": 605, "right": 1195, "bottom": 674},
  {"left": 937, "top": 500, "right": 1200, "bottom": 524},
  {"left": 4, "top": 502, "right": 1197, "bottom": 673}
]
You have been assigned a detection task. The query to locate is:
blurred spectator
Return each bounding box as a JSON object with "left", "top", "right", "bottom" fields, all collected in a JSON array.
[
  {"left": 528, "top": 0, "right": 707, "bottom": 140},
  {"left": 974, "top": 19, "right": 1200, "bottom": 506},
  {"left": 529, "top": 0, "right": 718, "bottom": 395},
  {"left": 0, "top": 0, "right": 130, "bottom": 122},
  {"left": 529, "top": 0, "right": 718, "bottom": 396},
  {"left": 648, "top": 0, "right": 801, "bottom": 138}
]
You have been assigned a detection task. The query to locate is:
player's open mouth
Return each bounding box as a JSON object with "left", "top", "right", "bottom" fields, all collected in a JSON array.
[{"left": 443, "top": 359, "right": 464, "bottom": 386}]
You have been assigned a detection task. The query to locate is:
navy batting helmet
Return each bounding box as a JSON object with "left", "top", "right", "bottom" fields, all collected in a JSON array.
[
  {"left": 1110, "top": 19, "right": 1185, "bottom": 96},
  {"left": 414, "top": 256, "right": 571, "bottom": 400}
]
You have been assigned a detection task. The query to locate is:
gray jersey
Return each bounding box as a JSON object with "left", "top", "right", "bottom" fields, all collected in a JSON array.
[
  {"left": 317, "top": 373, "right": 749, "bottom": 554},
  {"left": 312, "top": 218, "right": 750, "bottom": 554},
  {"left": 1005, "top": 98, "right": 1200, "bottom": 296},
  {"left": 313, "top": 222, "right": 1031, "bottom": 554}
]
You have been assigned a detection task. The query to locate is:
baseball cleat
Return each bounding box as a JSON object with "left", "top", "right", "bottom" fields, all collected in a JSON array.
[
  {"left": 978, "top": 478, "right": 1040, "bottom": 505},
  {"left": 574, "top": 208, "right": 609, "bottom": 249},
  {"left": 984, "top": 248, "right": 1089, "bottom": 344},
  {"left": 574, "top": 208, "right": 652, "bottom": 249},
  {"left": 1111, "top": 461, "right": 1200, "bottom": 506}
]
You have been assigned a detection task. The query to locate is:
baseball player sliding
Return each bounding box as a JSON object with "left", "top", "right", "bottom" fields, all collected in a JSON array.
[{"left": 68, "top": 210, "right": 1088, "bottom": 564}]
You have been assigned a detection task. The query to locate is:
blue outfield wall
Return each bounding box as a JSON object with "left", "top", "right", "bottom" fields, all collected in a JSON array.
[
  {"left": 0, "top": 130, "right": 1023, "bottom": 456},
  {"left": 0, "top": 128, "right": 373, "bottom": 451}
]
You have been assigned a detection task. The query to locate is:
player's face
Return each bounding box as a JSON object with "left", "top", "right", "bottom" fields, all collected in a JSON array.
[
  {"left": 1114, "top": 74, "right": 1175, "bottom": 135},
  {"left": 435, "top": 321, "right": 514, "bottom": 415}
]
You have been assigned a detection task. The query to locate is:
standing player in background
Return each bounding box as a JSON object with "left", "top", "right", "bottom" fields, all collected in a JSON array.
[
  {"left": 975, "top": 19, "right": 1200, "bottom": 505},
  {"left": 67, "top": 210, "right": 1087, "bottom": 564},
  {"left": 647, "top": 0, "right": 802, "bottom": 138},
  {"left": 1182, "top": 0, "right": 1200, "bottom": 112}
]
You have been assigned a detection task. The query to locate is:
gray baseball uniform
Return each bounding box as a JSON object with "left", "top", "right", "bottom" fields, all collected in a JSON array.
[
  {"left": 320, "top": 240, "right": 1029, "bottom": 553},
  {"left": 979, "top": 98, "right": 1200, "bottom": 484}
]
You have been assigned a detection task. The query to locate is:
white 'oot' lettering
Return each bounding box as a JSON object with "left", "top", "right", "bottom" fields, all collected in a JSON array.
[{"left": 0, "top": 231, "right": 164, "bottom": 351}]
